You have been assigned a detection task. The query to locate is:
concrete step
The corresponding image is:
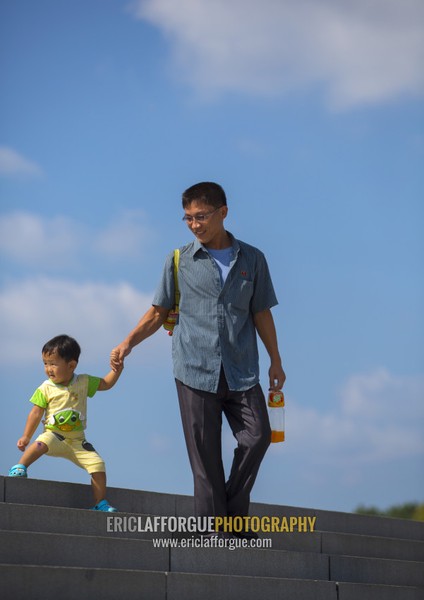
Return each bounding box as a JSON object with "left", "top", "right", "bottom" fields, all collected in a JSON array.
[
  {"left": 0, "top": 502, "right": 165, "bottom": 541},
  {"left": 1, "top": 475, "right": 177, "bottom": 516},
  {"left": 3, "top": 475, "right": 424, "bottom": 542},
  {"left": 1, "top": 475, "right": 423, "bottom": 599},
  {"left": 0, "top": 502, "right": 318, "bottom": 552},
  {"left": 1, "top": 526, "right": 423, "bottom": 588},
  {"left": 337, "top": 582, "right": 424, "bottom": 600},
  {"left": 321, "top": 530, "right": 424, "bottom": 562},
  {"left": 0, "top": 530, "right": 168, "bottom": 572},
  {"left": 252, "top": 499, "right": 424, "bottom": 542},
  {"left": 0, "top": 565, "right": 167, "bottom": 600},
  {"left": 0, "top": 529, "right": 328, "bottom": 580},
  {"left": 2, "top": 500, "right": 424, "bottom": 563},
  {"left": 329, "top": 554, "right": 423, "bottom": 588},
  {"left": 170, "top": 544, "right": 424, "bottom": 587},
  {"left": 1, "top": 565, "right": 423, "bottom": 600},
  {"left": 2, "top": 501, "right": 422, "bottom": 562}
]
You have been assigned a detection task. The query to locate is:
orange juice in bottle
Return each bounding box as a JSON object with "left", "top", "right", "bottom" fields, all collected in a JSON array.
[{"left": 268, "top": 391, "right": 285, "bottom": 443}]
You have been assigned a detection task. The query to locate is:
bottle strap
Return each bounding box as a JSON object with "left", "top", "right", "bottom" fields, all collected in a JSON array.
[{"left": 173, "top": 248, "right": 180, "bottom": 306}]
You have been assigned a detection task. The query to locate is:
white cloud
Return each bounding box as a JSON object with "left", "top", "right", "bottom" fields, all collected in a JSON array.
[
  {"left": 0, "top": 277, "right": 155, "bottom": 364},
  {"left": 0, "top": 212, "right": 166, "bottom": 367},
  {"left": 0, "top": 212, "right": 81, "bottom": 267},
  {"left": 270, "top": 368, "right": 424, "bottom": 465},
  {"left": 0, "top": 146, "right": 43, "bottom": 177},
  {"left": 93, "top": 210, "right": 155, "bottom": 259},
  {"left": 341, "top": 368, "right": 415, "bottom": 419},
  {"left": 0, "top": 211, "right": 154, "bottom": 268},
  {"left": 129, "top": 0, "right": 424, "bottom": 109}
]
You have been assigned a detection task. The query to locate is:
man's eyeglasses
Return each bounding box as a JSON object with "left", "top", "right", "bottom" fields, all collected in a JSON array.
[{"left": 182, "top": 206, "right": 223, "bottom": 224}]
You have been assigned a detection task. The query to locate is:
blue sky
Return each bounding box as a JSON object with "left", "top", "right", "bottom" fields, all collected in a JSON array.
[{"left": 1, "top": 0, "right": 423, "bottom": 514}]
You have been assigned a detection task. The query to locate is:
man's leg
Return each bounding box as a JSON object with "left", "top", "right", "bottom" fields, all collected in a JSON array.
[
  {"left": 223, "top": 383, "right": 271, "bottom": 517},
  {"left": 175, "top": 378, "right": 227, "bottom": 519}
]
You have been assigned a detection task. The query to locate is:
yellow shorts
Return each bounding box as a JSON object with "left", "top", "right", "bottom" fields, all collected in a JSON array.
[{"left": 36, "top": 429, "right": 105, "bottom": 474}]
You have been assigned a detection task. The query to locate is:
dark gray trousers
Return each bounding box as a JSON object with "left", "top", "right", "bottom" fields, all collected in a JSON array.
[{"left": 175, "top": 369, "right": 271, "bottom": 519}]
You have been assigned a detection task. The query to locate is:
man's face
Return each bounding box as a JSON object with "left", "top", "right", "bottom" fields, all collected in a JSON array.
[{"left": 183, "top": 200, "right": 228, "bottom": 247}]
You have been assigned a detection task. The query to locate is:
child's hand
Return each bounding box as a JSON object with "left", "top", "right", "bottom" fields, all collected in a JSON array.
[
  {"left": 115, "top": 361, "right": 124, "bottom": 374},
  {"left": 110, "top": 343, "right": 130, "bottom": 372},
  {"left": 17, "top": 436, "right": 30, "bottom": 451}
]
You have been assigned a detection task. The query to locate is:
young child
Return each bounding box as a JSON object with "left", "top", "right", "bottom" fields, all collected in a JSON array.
[{"left": 9, "top": 334, "right": 123, "bottom": 512}]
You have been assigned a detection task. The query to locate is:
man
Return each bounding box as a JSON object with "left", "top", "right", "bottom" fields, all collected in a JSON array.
[{"left": 111, "top": 182, "right": 285, "bottom": 537}]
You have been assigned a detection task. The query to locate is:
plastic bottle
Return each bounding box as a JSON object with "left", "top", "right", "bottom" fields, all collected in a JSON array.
[
  {"left": 163, "top": 308, "right": 179, "bottom": 336},
  {"left": 268, "top": 391, "right": 285, "bottom": 443}
]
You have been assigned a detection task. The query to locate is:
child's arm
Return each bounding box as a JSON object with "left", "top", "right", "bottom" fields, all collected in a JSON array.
[
  {"left": 17, "top": 405, "right": 45, "bottom": 451},
  {"left": 97, "top": 364, "right": 124, "bottom": 391}
]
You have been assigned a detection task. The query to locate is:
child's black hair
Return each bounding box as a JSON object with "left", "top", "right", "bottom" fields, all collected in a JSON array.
[{"left": 42, "top": 335, "right": 81, "bottom": 363}]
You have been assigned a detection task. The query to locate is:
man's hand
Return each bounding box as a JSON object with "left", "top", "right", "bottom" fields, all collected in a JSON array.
[
  {"left": 269, "top": 361, "right": 286, "bottom": 391},
  {"left": 110, "top": 342, "right": 131, "bottom": 372},
  {"left": 253, "top": 309, "right": 286, "bottom": 391}
]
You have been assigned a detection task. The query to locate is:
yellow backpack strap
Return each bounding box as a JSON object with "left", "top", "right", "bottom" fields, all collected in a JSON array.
[{"left": 173, "top": 249, "right": 180, "bottom": 305}]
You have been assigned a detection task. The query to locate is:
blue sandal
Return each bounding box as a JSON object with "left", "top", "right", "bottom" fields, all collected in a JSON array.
[
  {"left": 91, "top": 499, "right": 117, "bottom": 512},
  {"left": 8, "top": 464, "right": 28, "bottom": 477}
]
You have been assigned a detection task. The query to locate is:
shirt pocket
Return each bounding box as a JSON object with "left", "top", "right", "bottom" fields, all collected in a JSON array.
[{"left": 230, "top": 279, "right": 254, "bottom": 311}]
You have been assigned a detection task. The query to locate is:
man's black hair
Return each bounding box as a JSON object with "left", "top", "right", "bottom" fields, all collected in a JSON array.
[
  {"left": 182, "top": 182, "right": 227, "bottom": 209},
  {"left": 42, "top": 335, "right": 81, "bottom": 363}
]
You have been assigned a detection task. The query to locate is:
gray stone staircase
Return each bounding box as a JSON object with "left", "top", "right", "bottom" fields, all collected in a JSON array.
[{"left": 0, "top": 475, "right": 423, "bottom": 599}]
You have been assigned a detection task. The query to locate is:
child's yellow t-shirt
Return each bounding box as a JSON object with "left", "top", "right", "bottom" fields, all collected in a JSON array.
[{"left": 30, "top": 374, "right": 100, "bottom": 432}]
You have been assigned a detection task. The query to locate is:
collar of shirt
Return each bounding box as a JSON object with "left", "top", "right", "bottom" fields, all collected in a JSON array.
[{"left": 187, "top": 231, "right": 240, "bottom": 259}]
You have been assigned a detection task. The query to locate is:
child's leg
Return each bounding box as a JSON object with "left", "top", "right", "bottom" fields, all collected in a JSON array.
[
  {"left": 91, "top": 471, "right": 107, "bottom": 505},
  {"left": 19, "top": 440, "right": 48, "bottom": 467},
  {"left": 10, "top": 440, "right": 49, "bottom": 476},
  {"left": 67, "top": 437, "right": 116, "bottom": 510}
]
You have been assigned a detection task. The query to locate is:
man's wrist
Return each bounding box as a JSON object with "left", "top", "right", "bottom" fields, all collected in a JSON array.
[{"left": 122, "top": 337, "right": 134, "bottom": 352}]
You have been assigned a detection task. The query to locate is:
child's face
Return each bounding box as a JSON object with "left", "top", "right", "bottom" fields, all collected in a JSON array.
[{"left": 42, "top": 351, "right": 76, "bottom": 386}]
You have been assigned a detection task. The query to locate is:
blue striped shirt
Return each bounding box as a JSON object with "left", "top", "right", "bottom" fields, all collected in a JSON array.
[{"left": 152, "top": 233, "right": 278, "bottom": 392}]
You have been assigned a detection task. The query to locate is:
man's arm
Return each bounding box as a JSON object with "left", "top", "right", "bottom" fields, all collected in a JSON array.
[
  {"left": 110, "top": 305, "right": 169, "bottom": 371},
  {"left": 253, "top": 308, "right": 286, "bottom": 391}
]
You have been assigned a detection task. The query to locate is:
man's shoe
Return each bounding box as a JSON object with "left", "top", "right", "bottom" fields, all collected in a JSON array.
[
  {"left": 91, "top": 499, "right": 117, "bottom": 512},
  {"left": 8, "top": 464, "right": 28, "bottom": 477}
]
